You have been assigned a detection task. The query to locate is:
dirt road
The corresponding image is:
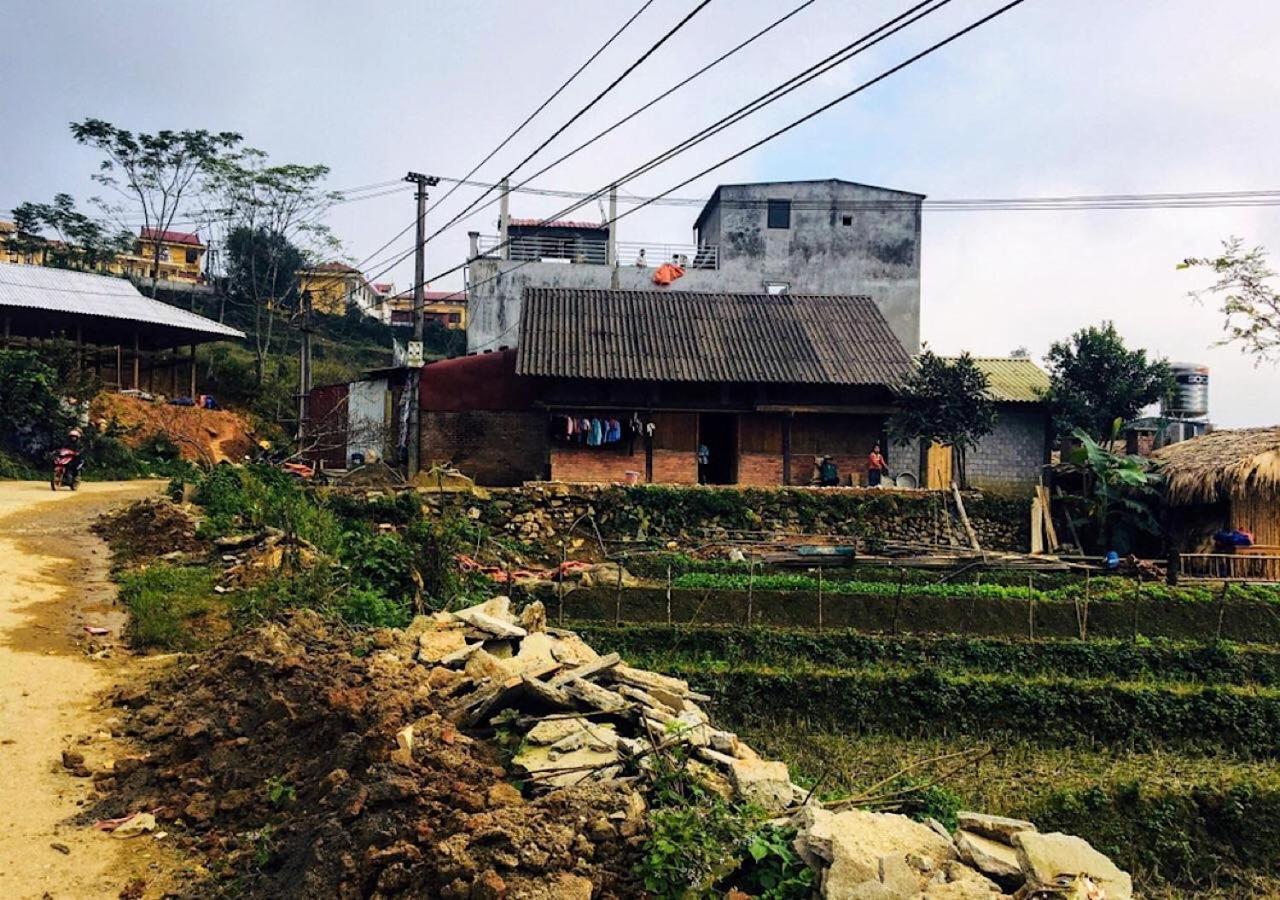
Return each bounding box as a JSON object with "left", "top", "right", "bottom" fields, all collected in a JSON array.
[{"left": 0, "top": 481, "right": 174, "bottom": 899}]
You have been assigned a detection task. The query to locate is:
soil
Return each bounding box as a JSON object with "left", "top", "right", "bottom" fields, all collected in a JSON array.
[
  {"left": 0, "top": 480, "right": 183, "bottom": 899},
  {"left": 90, "top": 393, "right": 257, "bottom": 465},
  {"left": 93, "top": 612, "right": 646, "bottom": 898}
]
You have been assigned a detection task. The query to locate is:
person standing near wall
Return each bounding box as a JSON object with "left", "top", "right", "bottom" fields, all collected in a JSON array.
[
  {"left": 867, "top": 443, "right": 888, "bottom": 487},
  {"left": 697, "top": 443, "right": 710, "bottom": 484}
]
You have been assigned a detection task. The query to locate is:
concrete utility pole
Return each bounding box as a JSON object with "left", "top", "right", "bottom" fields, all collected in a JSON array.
[
  {"left": 403, "top": 172, "right": 440, "bottom": 480},
  {"left": 297, "top": 290, "right": 313, "bottom": 445}
]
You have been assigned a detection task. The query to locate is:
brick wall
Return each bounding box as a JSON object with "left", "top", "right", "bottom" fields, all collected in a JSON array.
[
  {"left": 421, "top": 410, "right": 548, "bottom": 487},
  {"left": 551, "top": 446, "right": 696, "bottom": 484},
  {"left": 738, "top": 453, "right": 784, "bottom": 486},
  {"left": 968, "top": 407, "right": 1048, "bottom": 492}
]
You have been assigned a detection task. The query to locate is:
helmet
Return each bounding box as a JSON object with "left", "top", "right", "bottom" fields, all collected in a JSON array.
[{"left": 69, "top": 428, "right": 83, "bottom": 439}]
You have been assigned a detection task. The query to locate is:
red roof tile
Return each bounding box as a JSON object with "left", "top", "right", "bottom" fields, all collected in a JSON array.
[{"left": 139, "top": 227, "right": 203, "bottom": 247}]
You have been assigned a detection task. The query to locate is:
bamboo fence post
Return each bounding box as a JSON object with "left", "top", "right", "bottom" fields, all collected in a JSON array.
[
  {"left": 1216, "top": 580, "right": 1229, "bottom": 640},
  {"left": 1027, "top": 574, "right": 1035, "bottom": 639},
  {"left": 614, "top": 556, "right": 624, "bottom": 626},
  {"left": 891, "top": 568, "right": 905, "bottom": 636},
  {"left": 557, "top": 542, "right": 566, "bottom": 626},
  {"left": 1079, "top": 570, "right": 1091, "bottom": 640},
  {"left": 1132, "top": 574, "right": 1141, "bottom": 642},
  {"left": 817, "top": 566, "right": 825, "bottom": 633},
  {"left": 666, "top": 564, "right": 673, "bottom": 625},
  {"left": 746, "top": 558, "right": 755, "bottom": 627}
]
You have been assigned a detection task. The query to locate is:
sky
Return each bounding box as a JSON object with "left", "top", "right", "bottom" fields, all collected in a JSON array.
[{"left": 3, "top": 0, "right": 1279, "bottom": 426}]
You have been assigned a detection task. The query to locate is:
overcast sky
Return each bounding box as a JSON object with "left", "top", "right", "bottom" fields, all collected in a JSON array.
[{"left": 4, "top": 0, "right": 1279, "bottom": 426}]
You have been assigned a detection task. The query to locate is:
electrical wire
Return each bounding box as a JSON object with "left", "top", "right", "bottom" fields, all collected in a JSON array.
[
  {"left": 425, "top": 0, "right": 658, "bottom": 218},
  {"left": 425, "top": 0, "right": 718, "bottom": 246},
  {"left": 408, "top": 0, "right": 1037, "bottom": 321},
  {"left": 418, "top": 0, "right": 950, "bottom": 250}
]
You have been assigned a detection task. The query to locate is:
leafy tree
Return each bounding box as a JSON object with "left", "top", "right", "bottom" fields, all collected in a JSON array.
[
  {"left": 200, "top": 149, "right": 342, "bottom": 387},
  {"left": 889, "top": 350, "right": 996, "bottom": 488},
  {"left": 1042, "top": 322, "right": 1173, "bottom": 442},
  {"left": 11, "top": 193, "right": 133, "bottom": 272},
  {"left": 0, "top": 350, "right": 78, "bottom": 457},
  {"left": 1062, "top": 425, "right": 1161, "bottom": 553},
  {"left": 69, "top": 119, "right": 241, "bottom": 291},
  {"left": 1179, "top": 236, "right": 1280, "bottom": 363}
]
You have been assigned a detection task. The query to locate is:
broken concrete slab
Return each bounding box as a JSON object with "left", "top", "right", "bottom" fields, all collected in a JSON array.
[
  {"left": 1013, "top": 832, "right": 1132, "bottom": 900},
  {"left": 795, "top": 807, "right": 956, "bottom": 885},
  {"left": 509, "top": 632, "right": 558, "bottom": 674},
  {"left": 954, "top": 830, "right": 1021, "bottom": 881},
  {"left": 453, "top": 607, "right": 527, "bottom": 640},
  {"left": 463, "top": 648, "right": 512, "bottom": 683},
  {"left": 417, "top": 628, "right": 469, "bottom": 664},
  {"left": 728, "top": 757, "right": 792, "bottom": 814},
  {"left": 518, "top": 600, "right": 547, "bottom": 633},
  {"left": 879, "top": 852, "right": 922, "bottom": 895},
  {"left": 560, "top": 678, "right": 629, "bottom": 714},
  {"left": 606, "top": 664, "right": 689, "bottom": 697},
  {"left": 956, "top": 811, "right": 1036, "bottom": 844},
  {"left": 512, "top": 722, "right": 621, "bottom": 789},
  {"left": 547, "top": 632, "right": 600, "bottom": 665},
  {"left": 526, "top": 716, "right": 596, "bottom": 746}
]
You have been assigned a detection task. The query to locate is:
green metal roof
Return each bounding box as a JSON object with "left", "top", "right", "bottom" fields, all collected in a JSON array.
[{"left": 942, "top": 356, "right": 1050, "bottom": 404}]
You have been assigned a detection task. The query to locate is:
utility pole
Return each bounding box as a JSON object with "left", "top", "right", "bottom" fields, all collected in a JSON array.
[
  {"left": 403, "top": 172, "right": 439, "bottom": 480},
  {"left": 297, "top": 289, "right": 313, "bottom": 446}
]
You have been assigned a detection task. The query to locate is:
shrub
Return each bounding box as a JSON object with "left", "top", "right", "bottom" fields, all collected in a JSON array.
[{"left": 333, "top": 586, "right": 411, "bottom": 628}]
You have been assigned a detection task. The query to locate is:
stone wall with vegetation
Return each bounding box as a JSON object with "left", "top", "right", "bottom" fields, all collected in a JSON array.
[{"left": 422, "top": 483, "right": 1029, "bottom": 552}]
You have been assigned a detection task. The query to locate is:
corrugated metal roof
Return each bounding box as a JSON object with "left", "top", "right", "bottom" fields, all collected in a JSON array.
[
  {"left": 943, "top": 357, "right": 1050, "bottom": 403},
  {"left": 0, "top": 263, "right": 244, "bottom": 340},
  {"left": 516, "top": 288, "right": 911, "bottom": 386}
]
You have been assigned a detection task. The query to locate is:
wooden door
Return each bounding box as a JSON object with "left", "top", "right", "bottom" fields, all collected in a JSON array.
[{"left": 926, "top": 442, "right": 952, "bottom": 490}]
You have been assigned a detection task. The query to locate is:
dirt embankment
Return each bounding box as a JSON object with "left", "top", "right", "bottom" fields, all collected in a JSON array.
[{"left": 91, "top": 392, "right": 257, "bottom": 465}]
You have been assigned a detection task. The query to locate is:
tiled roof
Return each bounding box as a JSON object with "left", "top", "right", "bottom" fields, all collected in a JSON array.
[
  {"left": 508, "top": 218, "right": 608, "bottom": 231},
  {"left": 139, "top": 227, "right": 203, "bottom": 247},
  {"left": 943, "top": 357, "right": 1050, "bottom": 403},
  {"left": 516, "top": 288, "right": 911, "bottom": 386},
  {"left": 0, "top": 262, "right": 243, "bottom": 340},
  {"left": 305, "top": 261, "right": 361, "bottom": 274}
]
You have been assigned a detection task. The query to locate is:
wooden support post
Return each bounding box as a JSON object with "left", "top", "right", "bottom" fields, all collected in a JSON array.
[
  {"left": 170, "top": 349, "right": 178, "bottom": 397},
  {"left": 781, "top": 413, "right": 793, "bottom": 486},
  {"left": 115, "top": 344, "right": 123, "bottom": 390},
  {"left": 1216, "top": 581, "right": 1229, "bottom": 640},
  {"left": 131, "top": 333, "right": 140, "bottom": 389},
  {"left": 2, "top": 314, "right": 9, "bottom": 347},
  {"left": 189, "top": 344, "right": 197, "bottom": 398},
  {"left": 951, "top": 482, "right": 982, "bottom": 553},
  {"left": 1030, "top": 495, "right": 1044, "bottom": 555}
]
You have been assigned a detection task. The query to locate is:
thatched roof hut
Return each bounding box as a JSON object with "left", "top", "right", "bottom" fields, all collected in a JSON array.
[
  {"left": 1154, "top": 427, "right": 1280, "bottom": 505},
  {"left": 1154, "top": 428, "right": 1280, "bottom": 576}
]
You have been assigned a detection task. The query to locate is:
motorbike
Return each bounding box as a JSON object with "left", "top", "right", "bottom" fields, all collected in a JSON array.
[{"left": 51, "top": 447, "right": 81, "bottom": 491}]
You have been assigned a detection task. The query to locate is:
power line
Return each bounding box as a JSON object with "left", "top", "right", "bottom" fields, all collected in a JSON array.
[
  {"left": 425, "top": 0, "right": 658, "bottom": 218},
  {"left": 425, "top": 0, "right": 718, "bottom": 247},
  {"left": 409, "top": 0, "right": 1035, "bottom": 312},
  {"left": 419, "top": 0, "right": 950, "bottom": 249}
]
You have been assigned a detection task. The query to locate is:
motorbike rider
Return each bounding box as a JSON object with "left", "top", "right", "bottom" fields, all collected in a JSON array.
[{"left": 66, "top": 427, "right": 86, "bottom": 478}]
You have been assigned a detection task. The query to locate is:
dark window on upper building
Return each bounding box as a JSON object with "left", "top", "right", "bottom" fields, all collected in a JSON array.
[
  {"left": 766, "top": 199, "right": 791, "bottom": 229},
  {"left": 841, "top": 214, "right": 853, "bottom": 226},
  {"left": 185, "top": 248, "right": 198, "bottom": 264}
]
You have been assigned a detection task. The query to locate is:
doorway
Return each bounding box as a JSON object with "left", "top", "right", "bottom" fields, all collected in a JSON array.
[{"left": 697, "top": 413, "right": 738, "bottom": 484}]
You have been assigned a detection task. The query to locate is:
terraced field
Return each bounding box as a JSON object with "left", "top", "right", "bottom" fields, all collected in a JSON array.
[{"left": 580, "top": 621, "right": 1280, "bottom": 897}]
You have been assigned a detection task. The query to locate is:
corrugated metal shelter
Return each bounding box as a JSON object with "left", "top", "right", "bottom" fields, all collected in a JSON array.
[
  {"left": 0, "top": 262, "right": 243, "bottom": 395},
  {"left": 516, "top": 288, "right": 911, "bottom": 386},
  {"left": 0, "top": 262, "right": 242, "bottom": 347}
]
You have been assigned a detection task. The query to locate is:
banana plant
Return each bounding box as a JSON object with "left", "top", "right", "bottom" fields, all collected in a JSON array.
[{"left": 1063, "top": 421, "right": 1162, "bottom": 552}]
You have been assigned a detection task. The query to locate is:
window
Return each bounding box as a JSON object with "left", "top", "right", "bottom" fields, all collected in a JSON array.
[
  {"left": 841, "top": 215, "right": 853, "bottom": 226},
  {"left": 764, "top": 281, "right": 790, "bottom": 295},
  {"left": 158, "top": 246, "right": 170, "bottom": 262},
  {"left": 766, "top": 199, "right": 791, "bottom": 229},
  {"left": 448, "top": 313, "right": 461, "bottom": 325},
  {"left": 185, "top": 248, "right": 198, "bottom": 264}
]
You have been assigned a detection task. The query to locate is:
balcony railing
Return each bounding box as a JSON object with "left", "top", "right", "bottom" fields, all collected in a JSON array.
[
  {"left": 1178, "top": 552, "right": 1280, "bottom": 582},
  {"left": 474, "top": 234, "right": 717, "bottom": 269}
]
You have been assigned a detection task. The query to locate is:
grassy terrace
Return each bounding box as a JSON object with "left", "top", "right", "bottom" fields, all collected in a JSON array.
[
  {"left": 738, "top": 730, "right": 1280, "bottom": 897},
  {"left": 575, "top": 625, "right": 1280, "bottom": 685}
]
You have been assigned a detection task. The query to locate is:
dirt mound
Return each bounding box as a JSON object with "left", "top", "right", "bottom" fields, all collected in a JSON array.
[
  {"left": 94, "top": 498, "right": 207, "bottom": 561},
  {"left": 90, "top": 611, "right": 643, "bottom": 898},
  {"left": 91, "top": 392, "right": 257, "bottom": 465}
]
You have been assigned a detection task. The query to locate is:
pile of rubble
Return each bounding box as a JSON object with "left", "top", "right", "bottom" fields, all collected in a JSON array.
[{"left": 412, "top": 595, "right": 1133, "bottom": 899}]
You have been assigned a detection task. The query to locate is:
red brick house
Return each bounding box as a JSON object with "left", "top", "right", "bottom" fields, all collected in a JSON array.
[{"left": 417, "top": 288, "right": 911, "bottom": 487}]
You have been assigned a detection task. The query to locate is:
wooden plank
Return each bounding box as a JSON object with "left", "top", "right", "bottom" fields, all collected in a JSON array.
[
  {"left": 1038, "top": 485, "right": 1061, "bottom": 551},
  {"left": 951, "top": 482, "right": 983, "bottom": 553},
  {"left": 1030, "top": 495, "right": 1044, "bottom": 555}
]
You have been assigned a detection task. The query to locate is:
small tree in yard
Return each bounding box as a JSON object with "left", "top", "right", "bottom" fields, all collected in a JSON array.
[
  {"left": 1042, "top": 322, "right": 1173, "bottom": 443},
  {"left": 890, "top": 351, "right": 996, "bottom": 489},
  {"left": 1180, "top": 236, "right": 1280, "bottom": 363}
]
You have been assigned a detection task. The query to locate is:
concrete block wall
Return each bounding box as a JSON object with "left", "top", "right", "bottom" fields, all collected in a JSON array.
[{"left": 967, "top": 407, "right": 1048, "bottom": 492}]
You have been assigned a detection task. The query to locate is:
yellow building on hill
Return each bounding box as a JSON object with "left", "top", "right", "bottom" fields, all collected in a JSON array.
[
  {"left": 387, "top": 290, "right": 468, "bottom": 330},
  {"left": 298, "top": 262, "right": 386, "bottom": 321},
  {"left": 113, "top": 228, "right": 207, "bottom": 283}
]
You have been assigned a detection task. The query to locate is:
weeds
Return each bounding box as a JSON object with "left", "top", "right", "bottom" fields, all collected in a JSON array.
[{"left": 116, "top": 564, "right": 218, "bottom": 651}]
